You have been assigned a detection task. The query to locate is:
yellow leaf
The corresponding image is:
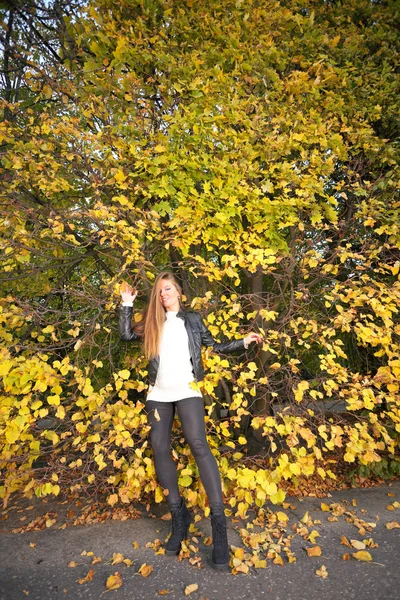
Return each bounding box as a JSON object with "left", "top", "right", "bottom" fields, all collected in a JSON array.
[
  {"left": 138, "top": 563, "right": 153, "bottom": 577},
  {"left": 307, "top": 546, "right": 322, "bottom": 557},
  {"left": 320, "top": 503, "right": 330, "bottom": 512},
  {"left": 308, "top": 530, "right": 320, "bottom": 544},
  {"left": 68, "top": 561, "right": 78, "bottom": 568},
  {"left": 107, "top": 494, "right": 118, "bottom": 507},
  {"left": 42, "top": 325, "right": 54, "bottom": 334},
  {"left": 352, "top": 551, "right": 372, "bottom": 562},
  {"left": 350, "top": 540, "right": 366, "bottom": 550},
  {"left": 77, "top": 569, "right": 95, "bottom": 584},
  {"left": 184, "top": 583, "right": 199, "bottom": 596},
  {"left": 276, "top": 511, "right": 289, "bottom": 523},
  {"left": 315, "top": 565, "right": 328, "bottom": 578},
  {"left": 340, "top": 536, "right": 352, "bottom": 548},
  {"left": 106, "top": 572, "right": 123, "bottom": 590},
  {"left": 118, "top": 369, "right": 130, "bottom": 380},
  {"left": 114, "top": 169, "right": 126, "bottom": 183},
  {"left": 386, "top": 522, "right": 400, "bottom": 530},
  {"left": 123, "top": 558, "right": 133, "bottom": 567},
  {"left": 111, "top": 553, "right": 124, "bottom": 565},
  {"left": 273, "top": 554, "right": 284, "bottom": 566}
]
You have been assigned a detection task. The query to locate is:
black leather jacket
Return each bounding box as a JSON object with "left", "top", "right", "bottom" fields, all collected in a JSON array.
[{"left": 119, "top": 306, "right": 245, "bottom": 386}]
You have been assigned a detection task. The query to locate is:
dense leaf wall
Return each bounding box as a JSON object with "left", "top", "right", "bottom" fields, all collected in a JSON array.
[{"left": 0, "top": 0, "right": 399, "bottom": 512}]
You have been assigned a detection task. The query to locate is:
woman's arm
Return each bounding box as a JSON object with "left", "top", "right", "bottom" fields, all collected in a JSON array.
[
  {"left": 119, "top": 285, "right": 140, "bottom": 342},
  {"left": 119, "top": 306, "right": 141, "bottom": 342},
  {"left": 199, "top": 317, "right": 262, "bottom": 353}
]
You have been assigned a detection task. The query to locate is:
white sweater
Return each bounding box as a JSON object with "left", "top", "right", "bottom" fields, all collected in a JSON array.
[{"left": 146, "top": 311, "right": 202, "bottom": 402}]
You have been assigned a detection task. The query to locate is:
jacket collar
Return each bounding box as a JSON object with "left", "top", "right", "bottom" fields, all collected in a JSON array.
[
  {"left": 177, "top": 306, "right": 186, "bottom": 320},
  {"left": 163, "top": 306, "right": 186, "bottom": 320}
]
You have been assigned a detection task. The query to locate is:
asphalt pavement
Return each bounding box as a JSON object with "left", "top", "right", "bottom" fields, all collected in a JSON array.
[{"left": 1, "top": 480, "right": 399, "bottom": 600}]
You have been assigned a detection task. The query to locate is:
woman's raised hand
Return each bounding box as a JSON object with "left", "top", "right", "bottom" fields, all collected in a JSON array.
[
  {"left": 120, "top": 282, "right": 138, "bottom": 304},
  {"left": 244, "top": 332, "right": 263, "bottom": 346}
]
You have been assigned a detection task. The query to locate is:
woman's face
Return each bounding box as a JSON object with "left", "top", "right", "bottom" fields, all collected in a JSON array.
[{"left": 158, "top": 279, "right": 180, "bottom": 312}]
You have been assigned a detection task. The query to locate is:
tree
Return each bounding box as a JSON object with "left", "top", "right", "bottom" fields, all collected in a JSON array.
[{"left": 0, "top": 0, "right": 399, "bottom": 512}]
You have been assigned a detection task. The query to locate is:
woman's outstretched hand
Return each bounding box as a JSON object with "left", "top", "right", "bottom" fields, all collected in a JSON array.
[
  {"left": 120, "top": 282, "right": 138, "bottom": 304},
  {"left": 244, "top": 332, "right": 263, "bottom": 346}
]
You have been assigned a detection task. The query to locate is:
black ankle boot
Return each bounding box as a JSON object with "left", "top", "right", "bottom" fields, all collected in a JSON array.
[
  {"left": 210, "top": 511, "right": 230, "bottom": 570},
  {"left": 165, "top": 498, "right": 192, "bottom": 555}
]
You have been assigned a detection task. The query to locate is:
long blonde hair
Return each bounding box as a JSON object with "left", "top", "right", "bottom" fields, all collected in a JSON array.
[{"left": 137, "top": 271, "right": 183, "bottom": 359}]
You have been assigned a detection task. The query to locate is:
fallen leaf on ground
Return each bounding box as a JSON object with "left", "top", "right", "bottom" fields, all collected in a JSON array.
[
  {"left": 350, "top": 540, "right": 366, "bottom": 550},
  {"left": 234, "top": 548, "right": 244, "bottom": 559},
  {"left": 273, "top": 554, "right": 284, "bottom": 566},
  {"left": 232, "top": 561, "right": 250, "bottom": 574},
  {"left": 92, "top": 556, "right": 102, "bottom": 565},
  {"left": 276, "top": 511, "right": 289, "bottom": 523},
  {"left": 342, "top": 553, "right": 351, "bottom": 561},
  {"left": 185, "top": 583, "right": 198, "bottom": 595},
  {"left": 308, "top": 530, "right": 320, "bottom": 544},
  {"left": 251, "top": 556, "right": 267, "bottom": 568},
  {"left": 160, "top": 513, "right": 171, "bottom": 521},
  {"left": 320, "top": 503, "right": 330, "bottom": 512},
  {"left": 106, "top": 572, "right": 122, "bottom": 590},
  {"left": 68, "top": 561, "right": 78, "bottom": 568},
  {"left": 315, "top": 565, "right": 328, "bottom": 578},
  {"left": 132, "top": 541, "right": 140, "bottom": 549},
  {"left": 138, "top": 563, "right": 153, "bottom": 577},
  {"left": 352, "top": 551, "right": 372, "bottom": 562},
  {"left": 123, "top": 558, "right": 133, "bottom": 567},
  {"left": 111, "top": 553, "right": 124, "bottom": 565},
  {"left": 307, "top": 546, "right": 322, "bottom": 557},
  {"left": 77, "top": 569, "right": 95, "bottom": 584},
  {"left": 340, "top": 536, "right": 351, "bottom": 548},
  {"left": 45, "top": 518, "right": 56, "bottom": 528},
  {"left": 158, "top": 591, "right": 172, "bottom": 596},
  {"left": 386, "top": 522, "right": 400, "bottom": 530},
  {"left": 29, "top": 543, "right": 36, "bottom": 548}
]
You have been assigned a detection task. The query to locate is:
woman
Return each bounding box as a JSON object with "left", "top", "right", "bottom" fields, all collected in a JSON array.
[{"left": 119, "top": 271, "right": 262, "bottom": 569}]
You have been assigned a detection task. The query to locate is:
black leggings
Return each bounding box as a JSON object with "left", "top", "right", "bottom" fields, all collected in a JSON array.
[{"left": 146, "top": 397, "right": 224, "bottom": 513}]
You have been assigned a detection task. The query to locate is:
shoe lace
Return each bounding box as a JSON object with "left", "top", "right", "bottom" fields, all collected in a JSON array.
[
  {"left": 170, "top": 506, "right": 184, "bottom": 536},
  {"left": 211, "top": 515, "right": 227, "bottom": 544}
]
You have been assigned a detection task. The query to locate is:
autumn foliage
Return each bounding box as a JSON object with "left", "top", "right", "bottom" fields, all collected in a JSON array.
[{"left": 0, "top": 0, "right": 399, "bottom": 513}]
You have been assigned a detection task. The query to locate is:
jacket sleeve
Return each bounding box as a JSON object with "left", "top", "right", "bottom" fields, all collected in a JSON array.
[
  {"left": 199, "top": 316, "right": 245, "bottom": 354},
  {"left": 119, "top": 306, "right": 141, "bottom": 342}
]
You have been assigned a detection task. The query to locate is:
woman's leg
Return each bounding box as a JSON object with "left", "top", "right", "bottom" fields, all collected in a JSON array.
[
  {"left": 176, "top": 397, "right": 224, "bottom": 513},
  {"left": 146, "top": 401, "right": 180, "bottom": 507},
  {"left": 177, "top": 397, "right": 229, "bottom": 568}
]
